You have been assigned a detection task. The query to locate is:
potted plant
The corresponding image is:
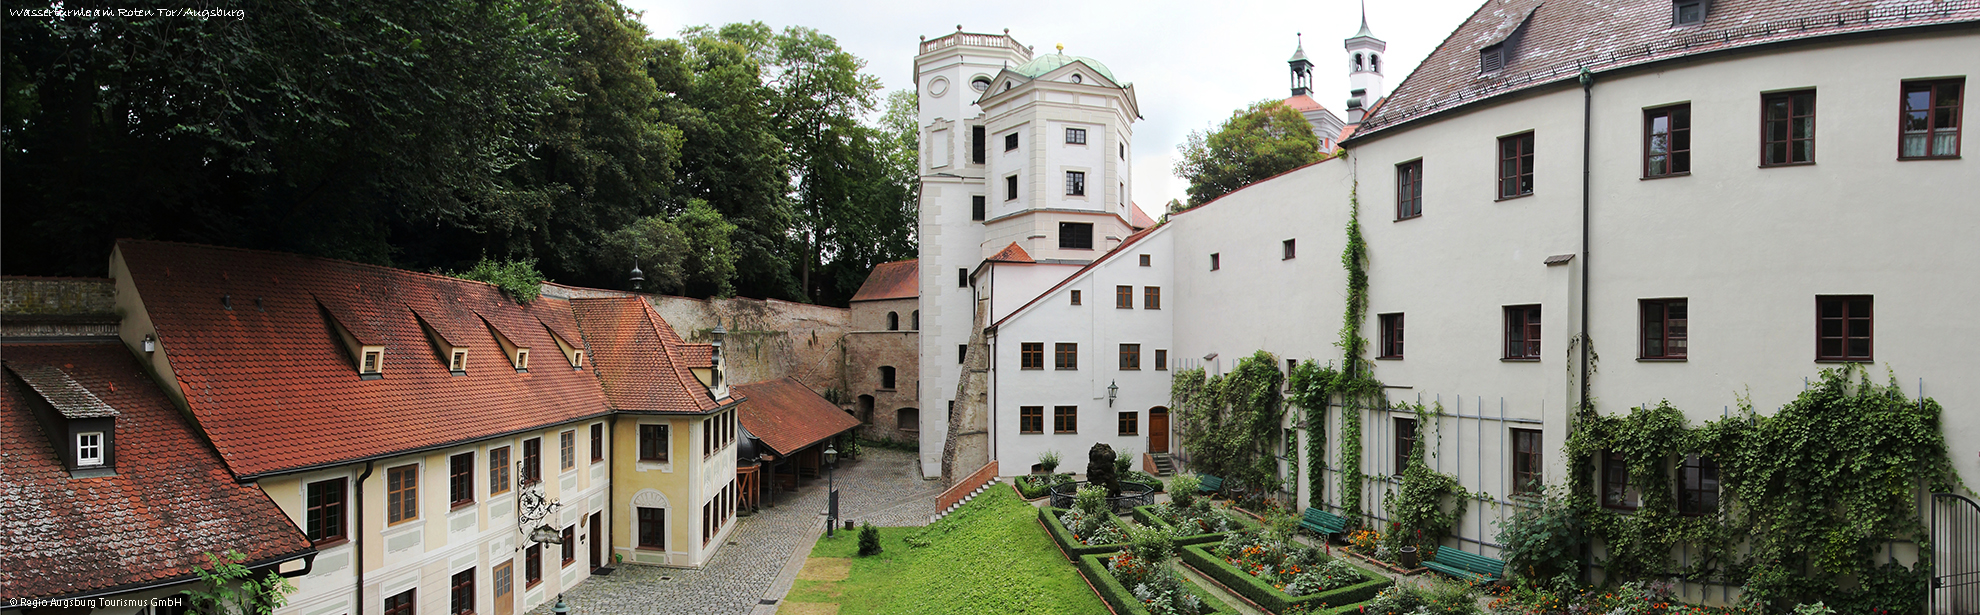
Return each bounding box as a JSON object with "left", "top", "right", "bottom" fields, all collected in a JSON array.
[{"left": 1039, "top": 449, "right": 1062, "bottom": 474}]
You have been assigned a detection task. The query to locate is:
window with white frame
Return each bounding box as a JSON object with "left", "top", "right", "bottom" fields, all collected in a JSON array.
[{"left": 76, "top": 432, "right": 103, "bottom": 466}]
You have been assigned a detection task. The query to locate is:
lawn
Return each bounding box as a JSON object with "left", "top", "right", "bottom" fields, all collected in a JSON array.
[{"left": 781, "top": 487, "right": 1110, "bottom": 614}]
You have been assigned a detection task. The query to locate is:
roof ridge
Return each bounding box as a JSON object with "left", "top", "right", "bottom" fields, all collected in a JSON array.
[
  {"left": 117, "top": 238, "right": 519, "bottom": 293},
  {"left": 991, "top": 224, "right": 1168, "bottom": 329}
]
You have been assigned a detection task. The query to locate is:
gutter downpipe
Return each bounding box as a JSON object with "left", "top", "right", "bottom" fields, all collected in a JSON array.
[
  {"left": 1577, "top": 67, "right": 1595, "bottom": 584},
  {"left": 354, "top": 460, "right": 375, "bottom": 615}
]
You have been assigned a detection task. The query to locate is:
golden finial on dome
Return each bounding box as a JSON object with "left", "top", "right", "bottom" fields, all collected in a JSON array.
[{"left": 1056, "top": 44, "right": 1064, "bottom": 53}]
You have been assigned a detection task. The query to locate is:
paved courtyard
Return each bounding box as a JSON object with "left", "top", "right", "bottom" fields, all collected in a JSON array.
[{"left": 529, "top": 447, "right": 943, "bottom": 615}]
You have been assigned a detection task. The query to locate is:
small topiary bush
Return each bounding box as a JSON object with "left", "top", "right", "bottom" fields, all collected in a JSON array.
[
  {"left": 1039, "top": 449, "right": 1062, "bottom": 474},
  {"left": 858, "top": 522, "right": 882, "bottom": 556}
]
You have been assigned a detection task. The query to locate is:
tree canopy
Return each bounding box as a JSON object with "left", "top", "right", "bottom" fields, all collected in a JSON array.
[
  {"left": 1173, "top": 100, "right": 1329, "bottom": 207},
  {"left": 1, "top": 1, "right": 916, "bottom": 306}
]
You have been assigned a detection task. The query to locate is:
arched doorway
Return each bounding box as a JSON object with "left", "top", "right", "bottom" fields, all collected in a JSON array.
[
  {"left": 1148, "top": 406, "right": 1170, "bottom": 453},
  {"left": 857, "top": 395, "right": 874, "bottom": 425}
]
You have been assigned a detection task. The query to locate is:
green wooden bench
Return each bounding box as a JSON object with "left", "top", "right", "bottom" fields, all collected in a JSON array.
[
  {"left": 1423, "top": 547, "right": 1504, "bottom": 584},
  {"left": 1197, "top": 475, "right": 1224, "bottom": 495},
  {"left": 1299, "top": 507, "right": 1347, "bottom": 538}
]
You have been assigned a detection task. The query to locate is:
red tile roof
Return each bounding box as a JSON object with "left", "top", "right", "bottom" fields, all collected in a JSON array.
[
  {"left": 115, "top": 240, "right": 616, "bottom": 479},
  {"left": 1354, "top": 0, "right": 1980, "bottom": 139},
  {"left": 733, "top": 377, "right": 861, "bottom": 457},
  {"left": 1129, "top": 204, "right": 1157, "bottom": 230},
  {"left": 987, "top": 242, "right": 1034, "bottom": 263},
  {"left": 0, "top": 342, "right": 313, "bottom": 600},
  {"left": 849, "top": 260, "right": 919, "bottom": 303},
  {"left": 570, "top": 296, "right": 724, "bottom": 414},
  {"left": 1283, "top": 94, "right": 1327, "bottom": 112},
  {"left": 681, "top": 344, "right": 715, "bottom": 369}
]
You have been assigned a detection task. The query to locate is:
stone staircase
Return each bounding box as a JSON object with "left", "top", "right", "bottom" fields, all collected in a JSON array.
[{"left": 1150, "top": 452, "right": 1176, "bottom": 477}]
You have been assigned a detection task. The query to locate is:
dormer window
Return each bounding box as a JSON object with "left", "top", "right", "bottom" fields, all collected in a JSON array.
[
  {"left": 1481, "top": 44, "right": 1506, "bottom": 73},
  {"left": 514, "top": 349, "right": 530, "bottom": 370},
  {"left": 450, "top": 350, "right": 467, "bottom": 372},
  {"left": 76, "top": 432, "right": 104, "bottom": 466},
  {"left": 1673, "top": 0, "right": 1707, "bottom": 25},
  {"left": 573, "top": 351, "right": 584, "bottom": 368}
]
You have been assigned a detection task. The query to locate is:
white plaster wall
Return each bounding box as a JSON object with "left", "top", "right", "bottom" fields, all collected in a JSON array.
[
  {"left": 990, "top": 227, "right": 1176, "bottom": 476},
  {"left": 916, "top": 38, "right": 1029, "bottom": 477}
]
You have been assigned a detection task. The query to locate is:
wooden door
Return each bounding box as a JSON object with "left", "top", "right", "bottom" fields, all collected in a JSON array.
[
  {"left": 492, "top": 560, "right": 514, "bottom": 615},
  {"left": 589, "top": 512, "right": 603, "bottom": 570},
  {"left": 1149, "top": 407, "right": 1169, "bottom": 453}
]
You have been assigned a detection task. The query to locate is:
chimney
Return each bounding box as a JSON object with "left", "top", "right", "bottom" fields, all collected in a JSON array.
[{"left": 1346, "top": 89, "right": 1367, "bottom": 123}]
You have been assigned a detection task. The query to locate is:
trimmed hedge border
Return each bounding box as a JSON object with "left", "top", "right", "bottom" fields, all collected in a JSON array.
[
  {"left": 1131, "top": 505, "right": 1260, "bottom": 547},
  {"left": 1180, "top": 544, "right": 1391, "bottom": 614},
  {"left": 1039, "top": 506, "right": 1128, "bottom": 556},
  {"left": 1076, "top": 552, "right": 1230, "bottom": 615}
]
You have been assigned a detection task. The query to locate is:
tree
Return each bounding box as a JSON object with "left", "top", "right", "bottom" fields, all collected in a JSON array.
[
  {"left": 1173, "top": 100, "right": 1328, "bottom": 207},
  {"left": 2, "top": 0, "right": 572, "bottom": 275},
  {"left": 597, "top": 200, "right": 737, "bottom": 296},
  {"left": 181, "top": 550, "right": 296, "bottom": 615}
]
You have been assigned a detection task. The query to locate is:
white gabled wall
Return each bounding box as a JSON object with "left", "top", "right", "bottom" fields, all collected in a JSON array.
[{"left": 990, "top": 227, "right": 1175, "bottom": 475}]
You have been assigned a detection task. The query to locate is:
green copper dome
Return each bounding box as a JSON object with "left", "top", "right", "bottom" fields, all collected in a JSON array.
[{"left": 1011, "top": 53, "right": 1117, "bottom": 85}]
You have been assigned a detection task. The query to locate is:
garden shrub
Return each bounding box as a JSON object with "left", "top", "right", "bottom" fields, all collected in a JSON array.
[
  {"left": 1494, "top": 487, "right": 1585, "bottom": 582},
  {"left": 1171, "top": 474, "right": 1202, "bottom": 508},
  {"left": 1039, "top": 449, "right": 1062, "bottom": 474},
  {"left": 1360, "top": 582, "right": 1480, "bottom": 615},
  {"left": 858, "top": 522, "right": 882, "bottom": 556},
  {"left": 1117, "top": 446, "right": 1137, "bottom": 475}
]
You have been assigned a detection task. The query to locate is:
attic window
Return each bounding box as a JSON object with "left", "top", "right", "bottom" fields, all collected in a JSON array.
[
  {"left": 514, "top": 350, "right": 530, "bottom": 371},
  {"left": 1481, "top": 44, "right": 1506, "bottom": 73},
  {"left": 1070, "top": 73, "right": 1083, "bottom": 84},
  {"left": 573, "top": 351, "right": 585, "bottom": 368},
  {"left": 450, "top": 350, "right": 467, "bottom": 373},
  {"left": 1673, "top": 0, "right": 1706, "bottom": 25},
  {"left": 76, "top": 432, "right": 104, "bottom": 466},
  {"left": 362, "top": 350, "right": 382, "bottom": 374}
]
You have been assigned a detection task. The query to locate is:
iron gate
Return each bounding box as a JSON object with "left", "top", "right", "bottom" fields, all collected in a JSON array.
[{"left": 1933, "top": 492, "right": 1980, "bottom": 615}]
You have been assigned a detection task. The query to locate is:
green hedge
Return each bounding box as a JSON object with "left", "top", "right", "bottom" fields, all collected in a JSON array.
[
  {"left": 1131, "top": 505, "right": 1259, "bottom": 547},
  {"left": 1179, "top": 544, "right": 1391, "bottom": 614},
  {"left": 1076, "top": 553, "right": 1230, "bottom": 615},
  {"left": 1039, "top": 507, "right": 1127, "bottom": 556}
]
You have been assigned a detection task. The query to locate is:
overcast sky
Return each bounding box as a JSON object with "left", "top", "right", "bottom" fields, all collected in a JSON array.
[{"left": 621, "top": 0, "right": 1484, "bottom": 207}]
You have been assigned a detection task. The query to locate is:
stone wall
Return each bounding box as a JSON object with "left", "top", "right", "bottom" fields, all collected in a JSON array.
[
  {"left": 847, "top": 296, "right": 920, "bottom": 444},
  {"left": 541, "top": 283, "right": 851, "bottom": 403},
  {"left": 1, "top": 277, "right": 119, "bottom": 338}
]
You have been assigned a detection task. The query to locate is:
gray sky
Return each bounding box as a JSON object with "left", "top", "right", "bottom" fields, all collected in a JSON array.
[{"left": 621, "top": 0, "right": 1484, "bottom": 208}]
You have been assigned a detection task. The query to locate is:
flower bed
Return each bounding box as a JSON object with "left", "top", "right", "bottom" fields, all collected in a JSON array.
[
  {"left": 1039, "top": 506, "right": 1130, "bottom": 556},
  {"left": 1077, "top": 552, "right": 1229, "bottom": 615},
  {"left": 1180, "top": 542, "right": 1391, "bottom": 614},
  {"left": 1132, "top": 502, "right": 1257, "bottom": 546}
]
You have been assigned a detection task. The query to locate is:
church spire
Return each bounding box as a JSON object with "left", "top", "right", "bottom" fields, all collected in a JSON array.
[
  {"left": 1288, "top": 33, "right": 1314, "bottom": 97},
  {"left": 1356, "top": 0, "right": 1375, "bottom": 39}
]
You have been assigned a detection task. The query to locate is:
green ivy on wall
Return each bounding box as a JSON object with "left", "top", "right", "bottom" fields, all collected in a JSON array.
[
  {"left": 1289, "top": 360, "right": 1342, "bottom": 510},
  {"left": 1558, "top": 365, "right": 1963, "bottom": 612},
  {"left": 1384, "top": 401, "right": 1470, "bottom": 549},
  {"left": 1170, "top": 351, "right": 1288, "bottom": 493}
]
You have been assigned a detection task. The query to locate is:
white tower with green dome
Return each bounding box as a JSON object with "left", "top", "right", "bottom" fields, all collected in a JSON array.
[{"left": 913, "top": 29, "right": 1145, "bottom": 480}]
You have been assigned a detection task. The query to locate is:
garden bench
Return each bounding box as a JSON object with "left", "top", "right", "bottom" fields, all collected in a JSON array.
[
  {"left": 1423, "top": 547, "right": 1504, "bottom": 584},
  {"left": 1197, "top": 475, "right": 1223, "bottom": 495},
  {"left": 1298, "top": 507, "right": 1347, "bottom": 538}
]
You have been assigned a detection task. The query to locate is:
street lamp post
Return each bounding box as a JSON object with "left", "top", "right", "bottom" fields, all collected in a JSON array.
[{"left": 824, "top": 444, "right": 839, "bottom": 537}]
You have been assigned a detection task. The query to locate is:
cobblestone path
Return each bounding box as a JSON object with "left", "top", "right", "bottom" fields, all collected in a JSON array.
[{"left": 529, "top": 448, "right": 942, "bottom": 615}]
